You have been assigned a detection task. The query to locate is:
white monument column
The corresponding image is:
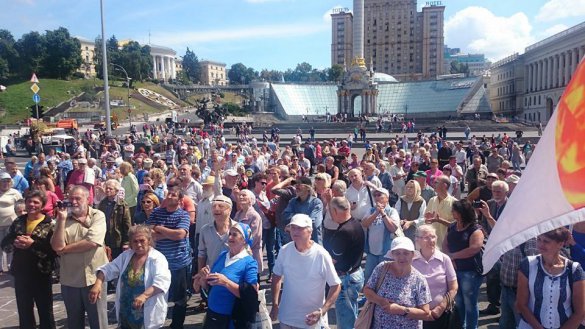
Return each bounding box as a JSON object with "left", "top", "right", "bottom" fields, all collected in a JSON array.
[
  {"left": 573, "top": 48, "right": 580, "bottom": 75},
  {"left": 161, "top": 56, "right": 166, "bottom": 81},
  {"left": 553, "top": 55, "right": 558, "bottom": 88},
  {"left": 565, "top": 52, "right": 571, "bottom": 85},
  {"left": 152, "top": 55, "right": 157, "bottom": 79},
  {"left": 353, "top": 0, "right": 364, "bottom": 59},
  {"left": 171, "top": 58, "right": 176, "bottom": 79}
]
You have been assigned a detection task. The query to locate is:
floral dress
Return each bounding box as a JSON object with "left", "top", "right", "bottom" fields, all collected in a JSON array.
[
  {"left": 119, "top": 263, "right": 146, "bottom": 329},
  {"left": 366, "top": 262, "right": 432, "bottom": 329}
]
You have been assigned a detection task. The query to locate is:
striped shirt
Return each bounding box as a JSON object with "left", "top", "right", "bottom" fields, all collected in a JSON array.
[
  {"left": 147, "top": 207, "right": 191, "bottom": 270},
  {"left": 519, "top": 255, "right": 584, "bottom": 329}
]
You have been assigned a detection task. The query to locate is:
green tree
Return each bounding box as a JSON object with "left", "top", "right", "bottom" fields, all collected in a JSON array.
[
  {"left": 260, "top": 69, "right": 283, "bottom": 82},
  {"left": 43, "top": 27, "right": 82, "bottom": 79},
  {"left": 182, "top": 47, "right": 201, "bottom": 83},
  {"left": 94, "top": 35, "right": 120, "bottom": 79},
  {"left": 327, "top": 64, "right": 344, "bottom": 82},
  {"left": 115, "top": 41, "right": 152, "bottom": 84},
  {"left": 15, "top": 31, "right": 46, "bottom": 77},
  {"left": 228, "top": 63, "right": 248, "bottom": 84},
  {"left": 0, "top": 30, "right": 19, "bottom": 80}
]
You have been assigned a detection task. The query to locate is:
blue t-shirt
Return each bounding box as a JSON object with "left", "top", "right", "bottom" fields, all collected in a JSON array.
[
  {"left": 208, "top": 250, "right": 258, "bottom": 315},
  {"left": 147, "top": 207, "right": 191, "bottom": 270}
]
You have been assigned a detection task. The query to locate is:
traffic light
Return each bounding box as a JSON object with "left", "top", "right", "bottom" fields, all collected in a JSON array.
[{"left": 30, "top": 104, "right": 45, "bottom": 119}]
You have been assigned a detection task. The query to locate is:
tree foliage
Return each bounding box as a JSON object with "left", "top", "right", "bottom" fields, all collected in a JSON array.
[
  {"left": 182, "top": 47, "right": 201, "bottom": 83},
  {"left": 15, "top": 31, "right": 46, "bottom": 77},
  {"left": 228, "top": 63, "right": 258, "bottom": 84},
  {"left": 0, "top": 29, "right": 18, "bottom": 82},
  {"left": 43, "top": 27, "right": 82, "bottom": 79}
]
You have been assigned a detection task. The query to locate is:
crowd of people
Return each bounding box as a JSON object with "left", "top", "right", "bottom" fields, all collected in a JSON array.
[{"left": 0, "top": 121, "right": 583, "bottom": 329}]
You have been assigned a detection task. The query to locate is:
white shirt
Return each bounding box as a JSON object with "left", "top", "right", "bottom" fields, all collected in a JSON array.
[
  {"left": 225, "top": 249, "right": 249, "bottom": 267},
  {"left": 98, "top": 248, "right": 171, "bottom": 329},
  {"left": 346, "top": 184, "right": 372, "bottom": 221},
  {"left": 273, "top": 242, "right": 341, "bottom": 328}
]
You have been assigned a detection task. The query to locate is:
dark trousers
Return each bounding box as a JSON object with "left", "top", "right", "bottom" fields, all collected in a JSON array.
[
  {"left": 486, "top": 261, "right": 502, "bottom": 306},
  {"left": 14, "top": 272, "right": 56, "bottom": 329},
  {"left": 169, "top": 265, "right": 190, "bottom": 329}
]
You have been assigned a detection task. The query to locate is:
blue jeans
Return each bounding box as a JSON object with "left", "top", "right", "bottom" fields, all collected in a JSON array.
[
  {"left": 364, "top": 253, "right": 387, "bottom": 284},
  {"left": 335, "top": 268, "right": 364, "bottom": 329},
  {"left": 455, "top": 270, "right": 483, "bottom": 329},
  {"left": 500, "top": 285, "right": 520, "bottom": 329},
  {"left": 262, "top": 227, "right": 276, "bottom": 273}
]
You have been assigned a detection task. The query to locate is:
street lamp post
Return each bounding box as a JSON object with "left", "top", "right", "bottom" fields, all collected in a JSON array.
[
  {"left": 100, "top": 0, "right": 112, "bottom": 137},
  {"left": 111, "top": 63, "right": 132, "bottom": 129}
]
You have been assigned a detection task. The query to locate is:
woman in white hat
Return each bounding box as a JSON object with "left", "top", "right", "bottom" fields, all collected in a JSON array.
[{"left": 363, "top": 236, "right": 433, "bottom": 329}]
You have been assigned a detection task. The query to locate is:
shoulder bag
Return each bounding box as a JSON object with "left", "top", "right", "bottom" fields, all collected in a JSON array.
[{"left": 354, "top": 263, "right": 390, "bottom": 329}]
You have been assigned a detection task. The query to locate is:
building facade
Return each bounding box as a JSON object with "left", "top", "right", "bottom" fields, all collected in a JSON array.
[
  {"left": 332, "top": 0, "right": 445, "bottom": 81},
  {"left": 331, "top": 8, "right": 354, "bottom": 67},
  {"left": 77, "top": 37, "right": 97, "bottom": 77},
  {"left": 200, "top": 60, "right": 227, "bottom": 86},
  {"left": 522, "top": 23, "right": 585, "bottom": 123},
  {"left": 150, "top": 44, "right": 177, "bottom": 81},
  {"left": 444, "top": 50, "right": 490, "bottom": 77},
  {"left": 489, "top": 53, "right": 524, "bottom": 117},
  {"left": 488, "top": 22, "right": 585, "bottom": 123},
  {"left": 74, "top": 37, "right": 178, "bottom": 81}
]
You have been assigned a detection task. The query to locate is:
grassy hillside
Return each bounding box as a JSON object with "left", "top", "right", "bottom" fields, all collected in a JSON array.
[
  {"left": 0, "top": 79, "right": 97, "bottom": 124},
  {"left": 0, "top": 79, "right": 187, "bottom": 124}
]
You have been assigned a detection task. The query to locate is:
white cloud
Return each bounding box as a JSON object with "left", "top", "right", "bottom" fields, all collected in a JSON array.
[
  {"left": 152, "top": 23, "right": 328, "bottom": 47},
  {"left": 445, "top": 7, "right": 534, "bottom": 62},
  {"left": 540, "top": 24, "right": 569, "bottom": 38},
  {"left": 535, "top": 0, "right": 585, "bottom": 22}
]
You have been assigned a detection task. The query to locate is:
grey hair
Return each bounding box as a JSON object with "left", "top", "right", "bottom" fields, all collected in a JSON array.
[
  {"left": 128, "top": 225, "right": 155, "bottom": 248},
  {"left": 331, "top": 180, "right": 347, "bottom": 194},
  {"left": 329, "top": 196, "right": 350, "bottom": 212},
  {"left": 492, "top": 180, "right": 509, "bottom": 192},
  {"left": 69, "top": 185, "right": 90, "bottom": 199},
  {"left": 240, "top": 189, "right": 256, "bottom": 205},
  {"left": 105, "top": 179, "right": 121, "bottom": 191}
]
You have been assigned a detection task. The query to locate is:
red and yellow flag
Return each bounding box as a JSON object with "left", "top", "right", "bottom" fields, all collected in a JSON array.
[{"left": 483, "top": 59, "right": 585, "bottom": 272}]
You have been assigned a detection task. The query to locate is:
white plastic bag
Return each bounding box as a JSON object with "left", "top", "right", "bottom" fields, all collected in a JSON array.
[{"left": 249, "top": 289, "right": 272, "bottom": 329}]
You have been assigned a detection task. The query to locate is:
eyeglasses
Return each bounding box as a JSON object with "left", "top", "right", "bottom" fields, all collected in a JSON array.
[
  {"left": 260, "top": 182, "right": 268, "bottom": 185},
  {"left": 141, "top": 200, "right": 153, "bottom": 204}
]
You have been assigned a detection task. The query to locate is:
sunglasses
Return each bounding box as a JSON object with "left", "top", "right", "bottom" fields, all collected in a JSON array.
[
  {"left": 141, "top": 200, "right": 153, "bottom": 204},
  {"left": 260, "top": 182, "right": 268, "bottom": 185}
]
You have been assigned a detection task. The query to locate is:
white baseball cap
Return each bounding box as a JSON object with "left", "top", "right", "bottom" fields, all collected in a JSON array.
[
  {"left": 390, "top": 236, "right": 415, "bottom": 252},
  {"left": 288, "top": 214, "right": 312, "bottom": 228}
]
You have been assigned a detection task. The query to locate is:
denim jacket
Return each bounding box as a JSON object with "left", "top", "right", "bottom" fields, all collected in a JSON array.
[{"left": 363, "top": 205, "right": 401, "bottom": 256}]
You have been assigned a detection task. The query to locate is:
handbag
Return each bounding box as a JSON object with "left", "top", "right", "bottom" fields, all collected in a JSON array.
[{"left": 354, "top": 263, "right": 390, "bottom": 329}]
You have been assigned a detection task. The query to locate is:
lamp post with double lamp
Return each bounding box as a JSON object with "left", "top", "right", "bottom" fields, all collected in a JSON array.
[{"left": 111, "top": 63, "right": 132, "bottom": 129}]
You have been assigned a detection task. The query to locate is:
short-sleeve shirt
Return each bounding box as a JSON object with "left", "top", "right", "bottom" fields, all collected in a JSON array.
[
  {"left": 273, "top": 242, "right": 341, "bottom": 328},
  {"left": 412, "top": 250, "right": 457, "bottom": 309},
  {"left": 208, "top": 250, "right": 258, "bottom": 315},
  {"left": 366, "top": 262, "right": 432, "bottom": 329},
  {"left": 60, "top": 208, "right": 109, "bottom": 287},
  {"left": 147, "top": 207, "right": 191, "bottom": 270},
  {"left": 518, "top": 255, "right": 584, "bottom": 329}
]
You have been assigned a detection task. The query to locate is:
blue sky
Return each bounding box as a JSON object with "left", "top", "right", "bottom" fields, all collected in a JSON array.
[{"left": 2, "top": 0, "right": 585, "bottom": 71}]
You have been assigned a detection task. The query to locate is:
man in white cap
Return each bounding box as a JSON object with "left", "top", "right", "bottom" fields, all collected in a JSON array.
[
  {"left": 505, "top": 174, "right": 520, "bottom": 195},
  {"left": 270, "top": 214, "right": 341, "bottom": 329}
]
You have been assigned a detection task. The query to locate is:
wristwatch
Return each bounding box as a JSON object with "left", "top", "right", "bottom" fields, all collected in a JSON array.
[{"left": 402, "top": 307, "right": 410, "bottom": 316}]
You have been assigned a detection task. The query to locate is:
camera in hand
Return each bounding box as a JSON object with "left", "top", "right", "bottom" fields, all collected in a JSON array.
[
  {"left": 472, "top": 200, "right": 482, "bottom": 208},
  {"left": 56, "top": 201, "right": 73, "bottom": 209}
]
